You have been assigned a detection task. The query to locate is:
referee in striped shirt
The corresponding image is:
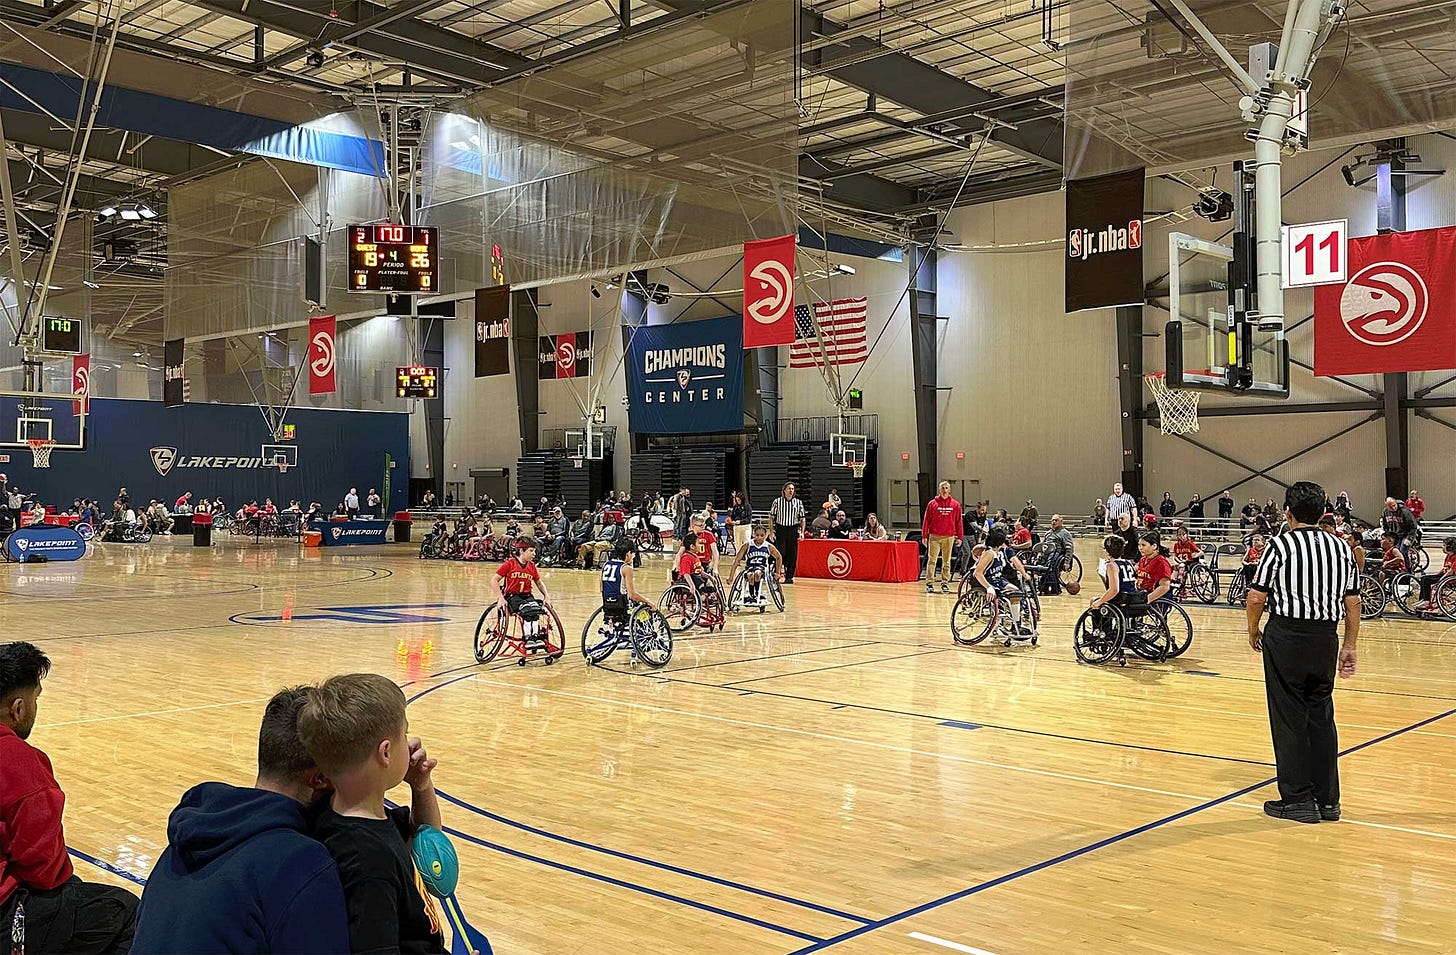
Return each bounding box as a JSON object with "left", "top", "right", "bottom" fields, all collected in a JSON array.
[
  {"left": 769, "top": 483, "right": 806, "bottom": 584},
  {"left": 1247, "top": 481, "right": 1360, "bottom": 824}
]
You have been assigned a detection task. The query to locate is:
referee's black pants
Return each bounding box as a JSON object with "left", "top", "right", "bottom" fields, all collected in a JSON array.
[
  {"left": 775, "top": 526, "right": 799, "bottom": 581},
  {"left": 1262, "top": 615, "right": 1340, "bottom": 805}
]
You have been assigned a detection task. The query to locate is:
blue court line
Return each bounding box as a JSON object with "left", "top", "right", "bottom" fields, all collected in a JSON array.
[
  {"left": 938, "top": 720, "right": 982, "bottom": 731},
  {"left": 68, "top": 848, "right": 147, "bottom": 887},
  {"left": 442, "top": 824, "right": 823, "bottom": 944},
  {"left": 405, "top": 671, "right": 862, "bottom": 934},
  {"left": 1184, "top": 670, "right": 1221, "bottom": 677},
  {"left": 786, "top": 704, "right": 1456, "bottom": 953},
  {"left": 434, "top": 791, "right": 872, "bottom": 925}
]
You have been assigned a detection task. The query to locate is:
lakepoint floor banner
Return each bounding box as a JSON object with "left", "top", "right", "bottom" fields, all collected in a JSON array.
[{"left": 626, "top": 316, "right": 744, "bottom": 434}]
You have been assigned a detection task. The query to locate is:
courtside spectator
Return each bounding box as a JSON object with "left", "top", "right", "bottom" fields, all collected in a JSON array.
[
  {"left": 0, "top": 643, "right": 138, "bottom": 953},
  {"left": 1159, "top": 492, "right": 1176, "bottom": 519},
  {"left": 862, "top": 513, "right": 889, "bottom": 540},
  {"left": 132, "top": 687, "right": 348, "bottom": 953},
  {"left": 1219, "top": 491, "right": 1235, "bottom": 527},
  {"left": 1188, "top": 493, "right": 1204, "bottom": 521},
  {"left": 922, "top": 481, "right": 964, "bottom": 595},
  {"left": 298, "top": 675, "right": 447, "bottom": 954},
  {"left": 174, "top": 492, "right": 193, "bottom": 512},
  {"left": 420, "top": 489, "right": 437, "bottom": 509},
  {"left": 1091, "top": 498, "right": 1107, "bottom": 529},
  {"left": 366, "top": 489, "right": 381, "bottom": 515},
  {"left": 1406, "top": 491, "right": 1425, "bottom": 521},
  {"left": 344, "top": 488, "right": 360, "bottom": 518}
]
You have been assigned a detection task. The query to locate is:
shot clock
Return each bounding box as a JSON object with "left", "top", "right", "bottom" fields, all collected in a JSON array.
[
  {"left": 41, "top": 316, "right": 84, "bottom": 354},
  {"left": 348, "top": 224, "right": 438, "bottom": 293}
]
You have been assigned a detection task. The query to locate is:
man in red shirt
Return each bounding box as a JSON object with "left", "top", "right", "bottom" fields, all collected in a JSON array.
[
  {"left": 1, "top": 642, "right": 137, "bottom": 951},
  {"left": 1406, "top": 491, "right": 1425, "bottom": 521},
  {"left": 921, "top": 481, "right": 964, "bottom": 595}
]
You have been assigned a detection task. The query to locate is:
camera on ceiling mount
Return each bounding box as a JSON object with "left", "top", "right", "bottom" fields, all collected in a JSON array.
[{"left": 1193, "top": 189, "right": 1234, "bottom": 222}]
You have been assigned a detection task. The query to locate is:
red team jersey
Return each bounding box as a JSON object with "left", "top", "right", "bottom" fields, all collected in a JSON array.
[
  {"left": 1012, "top": 527, "right": 1032, "bottom": 547},
  {"left": 677, "top": 550, "right": 703, "bottom": 578},
  {"left": 1136, "top": 554, "right": 1173, "bottom": 592},
  {"left": 1172, "top": 538, "right": 1200, "bottom": 562},
  {"left": 1244, "top": 545, "right": 1263, "bottom": 564},
  {"left": 1382, "top": 547, "right": 1407, "bottom": 573},
  {"left": 1444, "top": 553, "right": 1456, "bottom": 576},
  {"left": 496, "top": 557, "right": 541, "bottom": 595},
  {"left": 697, "top": 530, "right": 717, "bottom": 557}
]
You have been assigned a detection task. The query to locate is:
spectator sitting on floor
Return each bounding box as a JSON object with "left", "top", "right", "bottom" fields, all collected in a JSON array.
[
  {"left": 131, "top": 687, "right": 348, "bottom": 953},
  {"left": 0, "top": 642, "right": 139, "bottom": 953},
  {"left": 149, "top": 500, "right": 174, "bottom": 535}
]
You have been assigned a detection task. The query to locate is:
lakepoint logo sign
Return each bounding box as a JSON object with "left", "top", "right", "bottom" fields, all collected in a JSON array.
[{"left": 150, "top": 446, "right": 291, "bottom": 476}]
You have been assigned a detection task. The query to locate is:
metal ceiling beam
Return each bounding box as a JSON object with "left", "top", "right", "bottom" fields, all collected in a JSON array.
[
  {"left": 0, "top": 107, "right": 217, "bottom": 179},
  {"left": 800, "top": 154, "right": 914, "bottom": 215},
  {"left": 801, "top": 7, "right": 1063, "bottom": 171},
  {"left": 259, "top": 0, "right": 462, "bottom": 72}
]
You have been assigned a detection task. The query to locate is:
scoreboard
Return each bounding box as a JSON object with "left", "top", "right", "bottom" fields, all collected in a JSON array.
[
  {"left": 396, "top": 365, "right": 439, "bottom": 399},
  {"left": 41, "top": 316, "right": 84, "bottom": 354},
  {"left": 348, "top": 224, "right": 438, "bottom": 293}
]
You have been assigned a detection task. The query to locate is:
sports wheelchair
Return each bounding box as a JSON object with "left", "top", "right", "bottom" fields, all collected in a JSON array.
[
  {"left": 1072, "top": 596, "right": 1193, "bottom": 666},
  {"left": 1357, "top": 570, "right": 1456, "bottom": 620},
  {"left": 1169, "top": 558, "right": 1218, "bottom": 603},
  {"left": 658, "top": 571, "right": 727, "bottom": 632},
  {"left": 473, "top": 598, "right": 566, "bottom": 666},
  {"left": 727, "top": 567, "right": 785, "bottom": 614},
  {"left": 950, "top": 577, "right": 1039, "bottom": 648},
  {"left": 580, "top": 602, "right": 674, "bottom": 667}
]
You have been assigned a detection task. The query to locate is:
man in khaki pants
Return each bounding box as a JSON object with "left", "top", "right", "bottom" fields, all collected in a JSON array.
[{"left": 921, "top": 481, "right": 964, "bottom": 594}]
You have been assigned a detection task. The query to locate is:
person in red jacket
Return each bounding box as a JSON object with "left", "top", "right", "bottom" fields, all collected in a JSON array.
[
  {"left": 0, "top": 642, "right": 137, "bottom": 952},
  {"left": 921, "top": 481, "right": 964, "bottom": 595},
  {"left": 1406, "top": 491, "right": 1425, "bottom": 521}
]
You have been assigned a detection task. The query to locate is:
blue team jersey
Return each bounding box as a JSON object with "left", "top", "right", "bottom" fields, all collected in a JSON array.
[
  {"left": 744, "top": 542, "right": 772, "bottom": 570},
  {"left": 601, "top": 558, "right": 626, "bottom": 600}
]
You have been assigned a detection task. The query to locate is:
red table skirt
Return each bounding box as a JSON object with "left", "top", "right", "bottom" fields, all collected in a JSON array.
[{"left": 796, "top": 539, "right": 920, "bottom": 583}]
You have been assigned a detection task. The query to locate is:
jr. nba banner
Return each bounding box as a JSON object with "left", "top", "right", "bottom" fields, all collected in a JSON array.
[
  {"left": 627, "top": 316, "right": 744, "bottom": 434},
  {"left": 1314, "top": 226, "right": 1456, "bottom": 376},
  {"left": 308, "top": 315, "right": 337, "bottom": 395},
  {"left": 163, "top": 338, "right": 185, "bottom": 407},
  {"left": 72, "top": 354, "right": 90, "bottom": 417},
  {"left": 474, "top": 285, "right": 511, "bottom": 377},
  {"left": 1065, "top": 167, "right": 1144, "bottom": 312},
  {"left": 743, "top": 234, "right": 796, "bottom": 348}
]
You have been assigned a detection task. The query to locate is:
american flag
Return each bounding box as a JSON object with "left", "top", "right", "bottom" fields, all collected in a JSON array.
[{"left": 789, "top": 297, "right": 869, "bottom": 368}]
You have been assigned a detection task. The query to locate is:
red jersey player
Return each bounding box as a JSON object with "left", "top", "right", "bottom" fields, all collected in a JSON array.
[
  {"left": 1134, "top": 533, "right": 1174, "bottom": 602},
  {"left": 494, "top": 540, "right": 554, "bottom": 638}
]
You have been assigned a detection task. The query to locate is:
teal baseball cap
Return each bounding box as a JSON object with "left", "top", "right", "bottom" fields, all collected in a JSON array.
[{"left": 411, "top": 825, "right": 460, "bottom": 899}]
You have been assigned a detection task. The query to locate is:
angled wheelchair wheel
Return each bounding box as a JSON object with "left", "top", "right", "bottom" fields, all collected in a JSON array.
[
  {"left": 1226, "top": 574, "right": 1249, "bottom": 606},
  {"left": 630, "top": 605, "right": 674, "bottom": 668},
  {"left": 1073, "top": 607, "right": 1124, "bottom": 665},
  {"left": 580, "top": 607, "right": 619, "bottom": 664},
  {"left": 768, "top": 574, "right": 785, "bottom": 612},
  {"left": 950, "top": 591, "right": 995, "bottom": 646},
  {"left": 1060, "top": 554, "right": 1082, "bottom": 587},
  {"left": 727, "top": 571, "right": 750, "bottom": 613},
  {"left": 1409, "top": 546, "right": 1431, "bottom": 574},
  {"left": 474, "top": 602, "right": 507, "bottom": 664},
  {"left": 1391, "top": 572, "right": 1421, "bottom": 616},
  {"left": 1186, "top": 563, "right": 1217, "bottom": 603},
  {"left": 658, "top": 583, "right": 701, "bottom": 633},
  {"left": 1358, "top": 574, "right": 1386, "bottom": 620},
  {"left": 1434, "top": 576, "right": 1456, "bottom": 622},
  {"left": 1153, "top": 600, "right": 1194, "bottom": 658}
]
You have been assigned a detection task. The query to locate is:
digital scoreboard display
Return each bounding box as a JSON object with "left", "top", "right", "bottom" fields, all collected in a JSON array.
[
  {"left": 42, "top": 316, "right": 83, "bottom": 354},
  {"left": 348, "top": 224, "right": 438, "bottom": 293},
  {"left": 396, "top": 365, "right": 439, "bottom": 399}
]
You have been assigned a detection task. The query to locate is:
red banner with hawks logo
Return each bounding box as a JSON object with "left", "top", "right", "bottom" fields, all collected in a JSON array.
[
  {"left": 72, "top": 354, "right": 90, "bottom": 416},
  {"left": 743, "top": 234, "right": 796, "bottom": 348},
  {"left": 308, "top": 315, "right": 337, "bottom": 395},
  {"left": 1315, "top": 227, "right": 1456, "bottom": 376},
  {"left": 537, "top": 331, "right": 593, "bottom": 379}
]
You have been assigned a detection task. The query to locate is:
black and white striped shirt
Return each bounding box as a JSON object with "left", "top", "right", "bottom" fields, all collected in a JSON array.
[
  {"left": 770, "top": 496, "right": 805, "bottom": 529},
  {"left": 1250, "top": 526, "right": 1360, "bottom": 622}
]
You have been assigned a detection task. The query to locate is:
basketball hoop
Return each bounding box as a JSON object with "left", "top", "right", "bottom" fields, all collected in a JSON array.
[
  {"left": 1145, "top": 372, "right": 1201, "bottom": 435},
  {"left": 846, "top": 461, "right": 866, "bottom": 479},
  {"left": 27, "top": 438, "right": 56, "bottom": 468},
  {"left": 276, "top": 460, "right": 290, "bottom": 474}
]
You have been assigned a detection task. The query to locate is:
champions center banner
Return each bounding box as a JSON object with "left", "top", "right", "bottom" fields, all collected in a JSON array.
[{"left": 626, "top": 316, "right": 744, "bottom": 434}]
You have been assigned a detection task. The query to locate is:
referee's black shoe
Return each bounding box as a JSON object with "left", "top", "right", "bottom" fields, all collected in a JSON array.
[
  {"left": 1319, "top": 803, "right": 1341, "bottom": 821},
  {"left": 1263, "top": 799, "right": 1321, "bottom": 824}
]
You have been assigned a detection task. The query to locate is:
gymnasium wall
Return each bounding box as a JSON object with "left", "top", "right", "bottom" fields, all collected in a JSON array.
[{"left": 2, "top": 397, "right": 408, "bottom": 513}]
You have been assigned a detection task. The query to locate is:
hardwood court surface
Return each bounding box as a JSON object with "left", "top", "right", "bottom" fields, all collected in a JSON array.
[{"left": 5, "top": 539, "right": 1454, "bottom": 954}]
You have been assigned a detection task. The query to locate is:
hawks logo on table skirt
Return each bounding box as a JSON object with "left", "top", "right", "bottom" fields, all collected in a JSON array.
[{"left": 1314, "top": 227, "right": 1456, "bottom": 375}]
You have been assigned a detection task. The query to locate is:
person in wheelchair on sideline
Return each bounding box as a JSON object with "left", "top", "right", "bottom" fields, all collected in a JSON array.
[
  {"left": 728, "top": 524, "right": 784, "bottom": 607},
  {"left": 494, "top": 539, "right": 554, "bottom": 649},
  {"left": 1241, "top": 533, "right": 1267, "bottom": 586},
  {"left": 1416, "top": 536, "right": 1456, "bottom": 610},
  {"left": 601, "top": 538, "right": 651, "bottom": 631},
  {"left": 971, "top": 527, "right": 1034, "bottom": 636}
]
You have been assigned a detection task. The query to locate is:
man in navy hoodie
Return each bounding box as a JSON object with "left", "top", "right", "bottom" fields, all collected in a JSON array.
[{"left": 132, "top": 687, "right": 349, "bottom": 953}]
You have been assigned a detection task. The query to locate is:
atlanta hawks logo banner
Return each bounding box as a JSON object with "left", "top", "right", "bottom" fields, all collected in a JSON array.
[
  {"left": 538, "top": 331, "right": 593, "bottom": 379},
  {"left": 627, "top": 316, "right": 744, "bottom": 434},
  {"left": 743, "top": 234, "right": 796, "bottom": 348},
  {"left": 72, "top": 354, "right": 90, "bottom": 417},
  {"left": 1314, "top": 227, "right": 1456, "bottom": 376},
  {"left": 308, "top": 315, "right": 337, "bottom": 395}
]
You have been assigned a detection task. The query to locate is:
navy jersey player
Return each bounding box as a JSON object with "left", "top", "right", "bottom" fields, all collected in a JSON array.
[
  {"left": 727, "top": 524, "right": 784, "bottom": 607},
  {"left": 601, "top": 538, "right": 650, "bottom": 627}
]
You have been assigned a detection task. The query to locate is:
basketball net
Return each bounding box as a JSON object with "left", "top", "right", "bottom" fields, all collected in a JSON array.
[
  {"left": 847, "top": 462, "right": 866, "bottom": 479},
  {"left": 1144, "top": 373, "right": 1200, "bottom": 435},
  {"left": 27, "top": 438, "right": 56, "bottom": 468}
]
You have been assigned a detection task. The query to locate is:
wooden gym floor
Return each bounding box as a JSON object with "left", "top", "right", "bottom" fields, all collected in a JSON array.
[{"left": 5, "top": 538, "right": 1455, "bottom": 954}]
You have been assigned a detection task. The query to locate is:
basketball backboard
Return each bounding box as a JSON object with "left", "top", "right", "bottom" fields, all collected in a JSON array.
[
  {"left": 565, "top": 429, "right": 608, "bottom": 460},
  {"left": 1165, "top": 232, "right": 1289, "bottom": 398},
  {"left": 0, "top": 390, "right": 86, "bottom": 450},
  {"left": 830, "top": 433, "right": 868, "bottom": 466}
]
